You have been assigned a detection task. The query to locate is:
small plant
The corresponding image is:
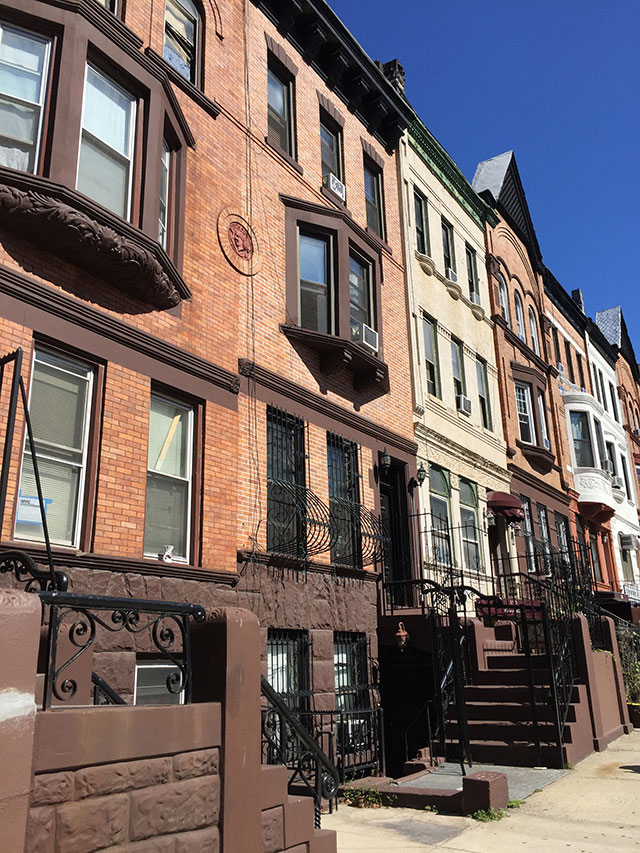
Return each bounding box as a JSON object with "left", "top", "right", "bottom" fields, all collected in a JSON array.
[
  {"left": 423, "top": 804, "right": 439, "bottom": 814},
  {"left": 565, "top": 761, "right": 575, "bottom": 771},
  {"left": 343, "top": 784, "right": 382, "bottom": 808},
  {"left": 468, "top": 807, "right": 506, "bottom": 822},
  {"left": 508, "top": 799, "right": 525, "bottom": 809}
]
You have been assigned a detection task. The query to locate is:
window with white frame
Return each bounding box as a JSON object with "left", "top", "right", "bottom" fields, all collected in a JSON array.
[
  {"left": 529, "top": 308, "right": 540, "bottom": 355},
  {"left": 158, "top": 139, "right": 171, "bottom": 249},
  {"left": 441, "top": 218, "right": 455, "bottom": 274},
  {"left": 15, "top": 349, "right": 94, "bottom": 547},
  {"left": 460, "top": 479, "right": 482, "bottom": 572},
  {"left": 570, "top": 410, "right": 594, "bottom": 467},
  {"left": 134, "top": 659, "right": 184, "bottom": 705},
  {"left": 537, "top": 390, "right": 549, "bottom": 449},
  {"left": 521, "top": 495, "right": 536, "bottom": 573},
  {"left": 164, "top": 0, "right": 199, "bottom": 84},
  {"left": 422, "top": 314, "right": 440, "bottom": 398},
  {"left": 451, "top": 338, "right": 466, "bottom": 399},
  {"left": 0, "top": 22, "right": 52, "bottom": 173},
  {"left": 466, "top": 244, "right": 479, "bottom": 301},
  {"left": 515, "top": 382, "right": 535, "bottom": 444},
  {"left": 334, "top": 632, "right": 370, "bottom": 711},
  {"left": 620, "top": 455, "right": 632, "bottom": 501},
  {"left": 593, "top": 418, "right": 606, "bottom": 468},
  {"left": 514, "top": 291, "right": 526, "bottom": 342},
  {"left": 144, "top": 393, "right": 194, "bottom": 561},
  {"left": 476, "top": 357, "right": 492, "bottom": 430},
  {"left": 497, "top": 274, "right": 510, "bottom": 325},
  {"left": 77, "top": 65, "right": 136, "bottom": 219},
  {"left": 414, "top": 189, "right": 429, "bottom": 255},
  {"left": 429, "top": 465, "right": 452, "bottom": 565}
]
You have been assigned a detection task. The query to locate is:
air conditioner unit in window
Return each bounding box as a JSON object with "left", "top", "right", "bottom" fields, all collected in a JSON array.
[
  {"left": 323, "top": 172, "right": 346, "bottom": 202},
  {"left": 360, "top": 323, "right": 379, "bottom": 353},
  {"left": 445, "top": 267, "right": 458, "bottom": 283},
  {"left": 602, "top": 459, "right": 615, "bottom": 475},
  {"left": 470, "top": 292, "right": 482, "bottom": 305},
  {"left": 612, "top": 476, "right": 624, "bottom": 490},
  {"left": 620, "top": 534, "right": 635, "bottom": 551},
  {"left": 457, "top": 395, "right": 472, "bottom": 415}
]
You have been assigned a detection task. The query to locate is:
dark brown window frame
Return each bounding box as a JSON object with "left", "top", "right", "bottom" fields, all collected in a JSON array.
[
  {"left": 511, "top": 361, "right": 555, "bottom": 470},
  {"left": 281, "top": 196, "right": 388, "bottom": 393},
  {"left": 143, "top": 381, "right": 204, "bottom": 568},
  {"left": 1, "top": 2, "right": 192, "bottom": 271},
  {"left": 266, "top": 45, "right": 299, "bottom": 168},
  {"left": 10, "top": 336, "right": 106, "bottom": 554}
]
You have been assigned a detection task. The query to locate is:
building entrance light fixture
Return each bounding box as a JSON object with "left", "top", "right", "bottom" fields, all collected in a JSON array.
[
  {"left": 416, "top": 462, "right": 427, "bottom": 486},
  {"left": 395, "top": 621, "right": 409, "bottom": 651},
  {"left": 380, "top": 449, "right": 392, "bottom": 472}
]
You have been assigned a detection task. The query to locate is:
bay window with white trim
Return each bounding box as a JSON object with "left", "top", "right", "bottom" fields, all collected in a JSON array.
[
  {"left": 0, "top": 22, "right": 52, "bottom": 173},
  {"left": 15, "top": 349, "right": 94, "bottom": 547},
  {"left": 77, "top": 65, "right": 136, "bottom": 220},
  {"left": 144, "top": 393, "right": 194, "bottom": 562}
]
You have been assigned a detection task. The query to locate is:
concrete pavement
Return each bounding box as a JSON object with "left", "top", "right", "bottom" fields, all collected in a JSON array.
[{"left": 323, "top": 730, "right": 640, "bottom": 851}]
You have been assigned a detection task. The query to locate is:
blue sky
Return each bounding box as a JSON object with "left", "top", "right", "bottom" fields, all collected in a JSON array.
[{"left": 331, "top": 0, "right": 640, "bottom": 351}]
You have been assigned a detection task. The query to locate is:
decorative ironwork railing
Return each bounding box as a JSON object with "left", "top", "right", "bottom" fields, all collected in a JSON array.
[
  {"left": 38, "top": 590, "right": 206, "bottom": 710},
  {"left": 261, "top": 675, "right": 340, "bottom": 829},
  {"left": 0, "top": 549, "right": 68, "bottom": 592}
]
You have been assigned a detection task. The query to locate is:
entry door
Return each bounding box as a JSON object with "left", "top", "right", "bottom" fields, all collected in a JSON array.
[{"left": 379, "top": 463, "right": 411, "bottom": 582}]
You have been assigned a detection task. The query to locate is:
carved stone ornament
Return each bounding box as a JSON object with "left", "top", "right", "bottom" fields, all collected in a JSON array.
[
  {"left": 217, "top": 207, "right": 260, "bottom": 276},
  {"left": 0, "top": 177, "right": 190, "bottom": 309}
]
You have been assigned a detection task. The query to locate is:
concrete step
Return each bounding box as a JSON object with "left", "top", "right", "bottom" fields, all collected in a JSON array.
[
  {"left": 309, "top": 828, "right": 338, "bottom": 853},
  {"left": 487, "top": 654, "right": 549, "bottom": 670},
  {"left": 283, "top": 795, "right": 315, "bottom": 849},
  {"left": 261, "top": 764, "right": 290, "bottom": 810}
]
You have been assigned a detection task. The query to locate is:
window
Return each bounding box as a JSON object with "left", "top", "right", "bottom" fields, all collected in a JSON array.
[
  {"left": 599, "top": 370, "right": 607, "bottom": 411},
  {"left": 364, "top": 160, "right": 383, "bottom": 238},
  {"left": 593, "top": 419, "right": 606, "bottom": 468},
  {"left": 460, "top": 479, "right": 481, "bottom": 572},
  {"left": 266, "top": 406, "right": 306, "bottom": 556},
  {"left": 620, "top": 534, "right": 635, "bottom": 583},
  {"left": 414, "top": 189, "right": 429, "bottom": 255},
  {"left": 636, "top": 464, "right": 640, "bottom": 494},
  {"left": 570, "top": 411, "right": 594, "bottom": 467},
  {"left": 476, "top": 358, "right": 492, "bottom": 430},
  {"left": 588, "top": 527, "right": 603, "bottom": 583},
  {"left": 267, "top": 629, "right": 311, "bottom": 712},
  {"left": 552, "top": 326, "right": 561, "bottom": 366},
  {"left": 97, "top": 0, "right": 118, "bottom": 12},
  {"left": 451, "top": 338, "right": 466, "bottom": 398},
  {"left": 564, "top": 342, "right": 575, "bottom": 383},
  {"left": 349, "top": 252, "right": 374, "bottom": 342},
  {"left": 620, "top": 455, "right": 632, "bottom": 500},
  {"left": 267, "top": 59, "right": 295, "bottom": 157},
  {"left": 528, "top": 308, "right": 540, "bottom": 355},
  {"left": 605, "top": 441, "right": 617, "bottom": 475},
  {"left": 514, "top": 291, "right": 526, "bottom": 342},
  {"left": 537, "top": 390, "right": 549, "bottom": 449},
  {"left": 144, "top": 393, "right": 194, "bottom": 562},
  {"left": 429, "top": 465, "right": 452, "bottom": 565},
  {"left": 298, "top": 231, "right": 333, "bottom": 334},
  {"left": 497, "top": 275, "right": 510, "bottom": 325},
  {"left": 327, "top": 433, "right": 361, "bottom": 568},
  {"left": 591, "top": 364, "right": 601, "bottom": 403},
  {"left": 334, "top": 632, "right": 369, "bottom": 711},
  {"left": 537, "top": 503, "right": 551, "bottom": 561},
  {"left": 515, "top": 382, "right": 536, "bottom": 444},
  {"left": 77, "top": 65, "right": 136, "bottom": 220},
  {"left": 320, "top": 113, "right": 342, "bottom": 181},
  {"left": 521, "top": 496, "right": 536, "bottom": 573},
  {"left": 441, "top": 218, "right": 455, "bottom": 274},
  {"left": 0, "top": 22, "right": 52, "bottom": 174},
  {"left": 134, "top": 660, "right": 183, "bottom": 706},
  {"left": 422, "top": 315, "right": 440, "bottom": 398},
  {"left": 555, "top": 513, "right": 570, "bottom": 557},
  {"left": 158, "top": 140, "right": 171, "bottom": 249},
  {"left": 466, "top": 245, "right": 479, "bottom": 301},
  {"left": 164, "top": 0, "right": 199, "bottom": 83},
  {"left": 609, "top": 383, "right": 620, "bottom": 422},
  {"left": 15, "top": 349, "right": 94, "bottom": 547},
  {"left": 576, "top": 353, "right": 585, "bottom": 390}
]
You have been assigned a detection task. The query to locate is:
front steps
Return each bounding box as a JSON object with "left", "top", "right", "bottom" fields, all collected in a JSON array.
[{"left": 261, "top": 765, "right": 336, "bottom": 853}]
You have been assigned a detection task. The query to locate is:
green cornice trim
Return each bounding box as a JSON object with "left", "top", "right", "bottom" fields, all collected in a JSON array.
[{"left": 409, "top": 119, "right": 498, "bottom": 229}]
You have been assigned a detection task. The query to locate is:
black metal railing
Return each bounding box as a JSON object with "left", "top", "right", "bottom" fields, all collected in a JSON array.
[
  {"left": 92, "top": 671, "right": 127, "bottom": 705},
  {"left": 38, "top": 590, "right": 206, "bottom": 710},
  {"left": 606, "top": 612, "right": 640, "bottom": 704},
  {"left": 261, "top": 675, "right": 340, "bottom": 829}
]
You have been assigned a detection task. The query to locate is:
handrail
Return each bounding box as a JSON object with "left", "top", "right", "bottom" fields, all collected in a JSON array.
[{"left": 91, "top": 671, "right": 126, "bottom": 705}]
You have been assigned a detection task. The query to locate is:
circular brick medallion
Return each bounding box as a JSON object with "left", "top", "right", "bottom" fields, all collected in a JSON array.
[{"left": 217, "top": 208, "right": 260, "bottom": 276}]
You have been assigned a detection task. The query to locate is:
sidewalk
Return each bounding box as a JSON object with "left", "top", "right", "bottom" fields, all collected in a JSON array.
[{"left": 323, "top": 730, "right": 640, "bottom": 852}]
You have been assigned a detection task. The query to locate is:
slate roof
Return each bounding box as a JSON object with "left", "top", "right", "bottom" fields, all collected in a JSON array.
[{"left": 595, "top": 306, "right": 622, "bottom": 348}]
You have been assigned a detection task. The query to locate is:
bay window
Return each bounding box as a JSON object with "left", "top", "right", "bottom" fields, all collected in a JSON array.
[
  {"left": 158, "top": 140, "right": 171, "bottom": 249},
  {"left": 77, "top": 65, "right": 136, "bottom": 220},
  {"left": 144, "top": 393, "right": 194, "bottom": 562},
  {"left": 515, "top": 382, "right": 535, "bottom": 444},
  {"left": 0, "top": 22, "right": 51, "bottom": 174},
  {"left": 570, "top": 411, "right": 594, "bottom": 467},
  {"left": 299, "top": 231, "right": 333, "bottom": 334},
  {"left": 15, "top": 349, "right": 94, "bottom": 547},
  {"left": 349, "top": 253, "right": 374, "bottom": 343}
]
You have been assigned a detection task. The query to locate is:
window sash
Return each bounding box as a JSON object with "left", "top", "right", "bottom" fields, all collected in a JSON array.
[
  {"left": 414, "top": 191, "right": 428, "bottom": 255},
  {"left": 320, "top": 120, "right": 341, "bottom": 180},
  {"left": 349, "top": 253, "right": 373, "bottom": 342},
  {"left": 298, "top": 230, "right": 333, "bottom": 335},
  {"left": 164, "top": 0, "right": 197, "bottom": 83},
  {"left": 268, "top": 66, "right": 293, "bottom": 155},
  {"left": 529, "top": 309, "right": 540, "bottom": 355},
  {"left": 537, "top": 391, "right": 549, "bottom": 447},
  {"left": 144, "top": 393, "right": 193, "bottom": 562},
  {"left": 476, "top": 358, "right": 491, "bottom": 429},
  {"left": 570, "top": 410, "right": 594, "bottom": 467},
  {"left": 515, "top": 382, "right": 535, "bottom": 444},
  {"left": 158, "top": 139, "right": 171, "bottom": 249},
  {"left": 15, "top": 349, "right": 94, "bottom": 547},
  {"left": 0, "top": 23, "right": 52, "bottom": 174},
  {"left": 451, "top": 339, "right": 465, "bottom": 397},
  {"left": 499, "top": 278, "right": 510, "bottom": 324},
  {"left": 364, "top": 164, "right": 382, "bottom": 236},
  {"left": 423, "top": 315, "right": 440, "bottom": 397},
  {"left": 441, "top": 220, "right": 454, "bottom": 271},
  {"left": 466, "top": 246, "right": 478, "bottom": 298},
  {"left": 514, "top": 293, "right": 525, "bottom": 341}
]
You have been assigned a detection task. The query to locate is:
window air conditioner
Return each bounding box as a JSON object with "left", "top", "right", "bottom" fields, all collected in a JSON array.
[
  {"left": 602, "top": 459, "right": 615, "bottom": 475},
  {"left": 470, "top": 292, "right": 482, "bottom": 305},
  {"left": 360, "top": 323, "right": 379, "bottom": 353},
  {"left": 457, "top": 395, "right": 472, "bottom": 415},
  {"left": 323, "top": 172, "right": 346, "bottom": 202},
  {"left": 620, "top": 534, "right": 635, "bottom": 551},
  {"left": 445, "top": 267, "right": 458, "bottom": 283},
  {"left": 612, "top": 476, "right": 624, "bottom": 490}
]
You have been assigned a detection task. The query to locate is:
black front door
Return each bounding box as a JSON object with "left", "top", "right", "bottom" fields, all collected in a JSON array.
[{"left": 379, "top": 462, "right": 412, "bottom": 583}]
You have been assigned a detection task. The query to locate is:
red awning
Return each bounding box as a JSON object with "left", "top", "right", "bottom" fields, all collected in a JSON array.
[{"left": 486, "top": 491, "right": 525, "bottom": 520}]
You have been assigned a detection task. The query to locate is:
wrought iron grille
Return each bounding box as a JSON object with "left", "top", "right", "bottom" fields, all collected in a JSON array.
[
  {"left": 334, "top": 632, "right": 371, "bottom": 712},
  {"left": 267, "top": 406, "right": 307, "bottom": 557},
  {"left": 327, "top": 432, "right": 362, "bottom": 568},
  {"left": 267, "top": 629, "right": 312, "bottom": 713}
]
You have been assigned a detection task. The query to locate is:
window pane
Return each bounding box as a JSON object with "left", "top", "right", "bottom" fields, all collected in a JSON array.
[
  {"left": 135, "top": 663, "right": 183, "bottom": 706},
  {"left": 158, "top": 140, "right": 170, "bottom": 247},
  {"left": 164, "top": 0, "right": 196, "bottom": 81},
  {"left": 0, "top": 25, "right": 48, "bottom": 102},
  {"left": 364, "top": 166, "right": 381, "bottom": 235},
  {"left": 144, "top": 472, "right": 188, "bottom": 558},
  {"left": 83, "top": 67, "right": 133, "bottom": 156},
  {"left": 299, "top": 233, "right": 329, "bottom": 333},
  {"left": 429, "top": 465, "right": 448, "bottom": 496},
  {"left": 459, "top": 479, "right": 476, "bottom": 507},
  {"left": 515, "top": 383, "right": 534, "bottom": 444},
  {"left": 267, "top": 67, "right": 291, "bottom": 154},
  {"left": 0, "top": 97, "right": 39, "bottom": 170},
  {"left": 570, "top": 411, "right": 594, "bottom": 467},
  {"left": 77, "top": 136, "right": 129, "bottom": 217},
  {"left": 349, "top": 254, "right": 371, "bottom": 340},
  {"left": 30, "top": 352, "right": 90, "bottom": 453},
  {"left": 320, "top": 122, "right": 339, "bottom": 177},
  {"left": 16, "top": 454, "right": 80, "bottom": 544},
  {"left": 148, "top": 396, "right": 189, "bottom": 478}
]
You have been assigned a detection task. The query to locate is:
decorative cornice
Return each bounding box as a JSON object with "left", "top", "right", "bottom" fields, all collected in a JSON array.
[
  {"left": 414, "top": 422, "right": 510, "bottom": 481},
  {"left": 408, "top": 120, "right": 498, "bottom": 229},
  {"left": 251, "top": 0, "right": 413, "bottom": 151},
  {"left": 0, "top": 265, "right": 240, "bottom": 396},
  {"left": 238, "top": 358, "right": 417, "bottom": 455},
  {"left": 0, "top": 169, "right": 190, "bottom": 308}
]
